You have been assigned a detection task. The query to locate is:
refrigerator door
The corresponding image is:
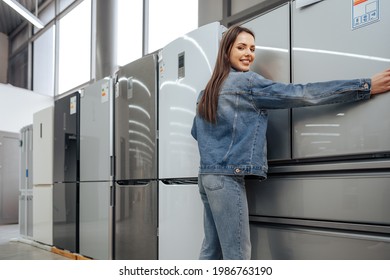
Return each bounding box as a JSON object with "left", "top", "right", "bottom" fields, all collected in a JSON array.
[
  {"left": 115, "top": 54, "right": 158, "bottom": 181},
  {"left": 33, "top": 106, "right": 54, "bottom": 185},
  {"left": 79, "top": 181, "right": 111, "bottom": 259},
  {"left": 291, "top": 0, "right": 390, "bottom": 159},
  {"left": 53, "top": 93, "right": 79, "bottom": 183},
  {"left": 80, "top": 78, "right": 113, "bottom": 182},
  {"left": 20, "top": 126, "right": 28, "bottom": 192},
  {"left": 33, "top": 184, "right": 53, "bottom": 245},
  {"left": 242, "top": 3, "right": 291, "bottom": 162},
  {"left": 158, "top": 22, "right": 224, "bottom": 179},
  {"left": 115, "top": 181, "right": 158, "bottom": 260},
  {"left": 158, "top": 181, "right": 203, "bottom": 260}
]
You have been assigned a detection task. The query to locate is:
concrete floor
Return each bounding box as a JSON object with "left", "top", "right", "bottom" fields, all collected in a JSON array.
[{"left": 0, "top": 224, "right": 68, "bottom": 260}]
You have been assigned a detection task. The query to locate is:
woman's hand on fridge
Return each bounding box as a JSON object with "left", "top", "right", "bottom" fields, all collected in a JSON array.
[{"left": 370, "top": 69, "right": 390, "bottom": 95}]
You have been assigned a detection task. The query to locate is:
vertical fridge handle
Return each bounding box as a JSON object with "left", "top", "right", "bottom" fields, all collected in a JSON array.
[
  {"left": 63, "top": 112, "right": 67, "bottom": 130},
  {"left": 110, "top": 185, "right": 114, "bottom": 207},
  {"left": 110, "top": 156, "right": 114, "bottom": 177}
]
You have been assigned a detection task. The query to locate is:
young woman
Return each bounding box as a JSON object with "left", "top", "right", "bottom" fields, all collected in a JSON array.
[{"left": 191, "top": 25, "right": 390, "bottom": 260}]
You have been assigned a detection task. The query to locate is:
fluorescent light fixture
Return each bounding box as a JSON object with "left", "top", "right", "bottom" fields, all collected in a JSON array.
[{"left": 2, "top": 0, "right": 44, "bottom": 29}]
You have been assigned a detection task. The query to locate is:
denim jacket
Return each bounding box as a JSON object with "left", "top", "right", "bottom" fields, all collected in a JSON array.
[{"left": 191, "top": 69, "right": 371, "bottom": 179}]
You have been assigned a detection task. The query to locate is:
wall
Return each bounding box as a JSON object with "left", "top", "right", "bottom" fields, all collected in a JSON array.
[
  {"left": 0, "top": 33, "right": 8, "bottom": 83},
  {"left": 0, "top": 84, "right": 53, "bottom": 133}
]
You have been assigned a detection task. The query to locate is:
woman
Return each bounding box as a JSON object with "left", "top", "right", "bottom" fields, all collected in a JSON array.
[{"left": 191, "top": 25, "right": 390, "bottom": 260}]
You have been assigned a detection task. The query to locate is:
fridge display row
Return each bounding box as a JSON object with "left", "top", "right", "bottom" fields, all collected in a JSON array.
[{"left": 30, "top": 21, "right": 225, "bottom": 260}]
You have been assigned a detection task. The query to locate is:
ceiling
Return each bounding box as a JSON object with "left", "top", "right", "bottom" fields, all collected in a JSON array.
[{"left": 0, "top": 0, "right": 45, "bottom": 35}]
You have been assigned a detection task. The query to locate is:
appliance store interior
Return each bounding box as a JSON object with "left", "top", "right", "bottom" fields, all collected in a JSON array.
[{"left": 0, "top": 0, "right": 389, "bottom": 261}]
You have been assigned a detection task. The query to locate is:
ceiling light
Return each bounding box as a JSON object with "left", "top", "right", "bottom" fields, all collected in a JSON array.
[{"left": 2, "top": 0, "right": 44, "bottom": 29}]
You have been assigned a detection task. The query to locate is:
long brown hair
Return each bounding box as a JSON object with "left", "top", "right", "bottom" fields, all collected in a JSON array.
[{"left": 198, "top": 25, "right": 255, "bottom": 123}]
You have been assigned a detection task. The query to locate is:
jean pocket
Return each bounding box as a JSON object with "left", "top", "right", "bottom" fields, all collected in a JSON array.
[{"left": 202, "top": 174, "right": 224, "bottom": 191}]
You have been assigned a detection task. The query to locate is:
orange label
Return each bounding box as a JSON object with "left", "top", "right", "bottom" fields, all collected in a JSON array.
[{"left": 354, "top": 0, "right": 367, "bottom": 5}]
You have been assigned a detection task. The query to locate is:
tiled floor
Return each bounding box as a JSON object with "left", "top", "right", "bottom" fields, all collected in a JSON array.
[{"left": 0, "top": 224, "right": 68, "bottom": 260}]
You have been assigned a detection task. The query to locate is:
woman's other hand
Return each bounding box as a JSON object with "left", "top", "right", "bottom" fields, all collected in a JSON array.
[{"left": 370, "top": 69, "right": 390, "bottom": 95}]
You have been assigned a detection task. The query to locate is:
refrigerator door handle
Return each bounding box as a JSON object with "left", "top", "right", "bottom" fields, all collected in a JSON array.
[
  {"left": 296, "top": 0, "right": 323, "bottom": 9},
  {"left": 116, "top": 179, "right": 156, "bottom": 187},
  {"left": 110, "top": 185, "right": 114, "bottom": 207},
  {"left": 63, "top": 112, "right": 67, "bottom": 130},
  {"left": 161, "top": 178, "right": 198, "bottom": 185},
  {"left": 110, "top": 156, "right": 114, "bottom": 177}
]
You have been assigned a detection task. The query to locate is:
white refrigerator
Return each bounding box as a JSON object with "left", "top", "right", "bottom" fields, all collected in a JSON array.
[
  {"left": 158, "top": 22, "right": 225, "bottom": 259},
  {"left": 79, "top": 78, "right": 114, "bottom": 259},
  {"left": 32, "top": 106, "right": 54, "bottom": 245}
]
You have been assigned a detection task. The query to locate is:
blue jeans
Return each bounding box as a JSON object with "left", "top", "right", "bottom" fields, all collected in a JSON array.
[{"left": 198, "top": 174, "right": 251, "bottom": 260}]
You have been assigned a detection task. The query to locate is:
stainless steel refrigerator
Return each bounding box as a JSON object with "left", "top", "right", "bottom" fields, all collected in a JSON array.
[
  {"left": 158, "top": 22, "right": 225, "bottom": 259},
  {"left": 79, "top": 78, "right": 114, "bottom": 260},
  {"left": 246, "top": 0, "right": 390, "bottom": 259},
  {"left": 114, "top": 53, "right": 158, "bottom": 260},
  {"left": 242, "top": 5, "right": 291, "bottom": 162},
  {"left": 53, "top": 92, "right": 79, "bottom": 253}
]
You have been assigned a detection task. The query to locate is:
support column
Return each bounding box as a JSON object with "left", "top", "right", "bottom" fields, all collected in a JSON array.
[{"left": 95, "top": 0, "right": 118, "bottom": 80}]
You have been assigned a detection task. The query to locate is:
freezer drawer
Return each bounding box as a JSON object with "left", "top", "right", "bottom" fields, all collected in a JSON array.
[
  {"left": 33, "top": 185, "right": 53, "bottom": 245},
  {"left": 79, "top": 181, "right": 111, "bottom": 259},
  {"left": 246, "top": 173, "right": 390, "bottom": 225},
  {"left": 53, "top": 182, "right": 78, "bottom": 253},
  {"left": 291, "top": 0, "right": 390, "bottom": 159},
  {"left": 242, "top": 3, "right": 291, "bottom": 161},
  {"left": 250, "top": 222, "right": 390, "bottom": 260},
  {"left": 158, "top": 181, "right": 203, "bottom": 260},
  {"left": 19, "top": 193, "right": 33, "bottom": 238},
  {"left": 115, "top": 181, "right": 157, "bottom": 260}
]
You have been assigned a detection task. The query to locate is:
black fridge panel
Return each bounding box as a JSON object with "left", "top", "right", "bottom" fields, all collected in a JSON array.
[
  {"left": 53, "top": 182, "right": 78, "bottom": 252},
  {"left": 53, "top": 92, "right": 80, "bottom": 253},
  {"left": 53, "top": 92, "right": 80, "bottom": 183}
]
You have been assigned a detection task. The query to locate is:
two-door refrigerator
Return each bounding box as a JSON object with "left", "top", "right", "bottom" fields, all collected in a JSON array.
[
  {"left": 33, "top": 106, "right": 54, "bottom": 245},
  {"left": 19, "top": 125, "right": 33, "bottom": 238},
  {"left": 158, "top": 22, "right": 225, "bottom": 259},
  {"left": 114, "top": 53, "right": 158, "bottom": 260},
  {"left": 79, "top": 78, "right": 114, "bottom": 260},
  {"left": 53, "top": 92, "right": 79, "bottom": 253}
]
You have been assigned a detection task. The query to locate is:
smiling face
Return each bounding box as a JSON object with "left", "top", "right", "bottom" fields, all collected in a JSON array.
[{"left": 229, "top": 31, "right": 256, "bottom": 72}]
